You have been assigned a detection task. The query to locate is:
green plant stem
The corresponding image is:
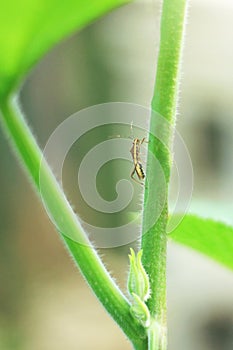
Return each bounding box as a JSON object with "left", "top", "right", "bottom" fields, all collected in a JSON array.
[
  {"left": 148, "top": 320, "right": 167, "bottom": 350},
  {"left": 0, "top": 96, "right": 147, "bottom": 349},
  {"left": 142, "top": 0, "right": 188, "bottom": 347}
]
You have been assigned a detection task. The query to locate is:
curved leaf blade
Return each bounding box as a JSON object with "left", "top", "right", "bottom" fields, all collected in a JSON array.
[
  {"left": 0, "top": 0, "right": 130, "bottom": 98},
  {"left": 169, "top": 214, "right": 233, "bottom": 271}
]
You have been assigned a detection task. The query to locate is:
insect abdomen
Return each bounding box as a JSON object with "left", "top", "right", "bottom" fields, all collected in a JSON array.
[{"left": 136, "top": 162, "right": 145, "bottom": 180}]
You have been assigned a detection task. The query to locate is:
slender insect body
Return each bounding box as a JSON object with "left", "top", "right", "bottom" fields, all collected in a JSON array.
[
  {"left": 110, "top": 123, "right": 147, "bottom": 185},
  {"left": 130, "top": 136, "right": 146, "bottom": 185}
]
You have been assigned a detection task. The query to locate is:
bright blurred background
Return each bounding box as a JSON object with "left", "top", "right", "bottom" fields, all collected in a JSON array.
[{"left": 0, "top": 0, "right": 233, "bottom": 349}]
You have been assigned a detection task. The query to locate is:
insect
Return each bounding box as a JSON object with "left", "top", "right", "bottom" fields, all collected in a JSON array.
[
  {"left": 108, "top": 123, "right": 147, "bottom": 185},
  {"left": 129, "top": 123, "right": 147, "bottom": 185}
]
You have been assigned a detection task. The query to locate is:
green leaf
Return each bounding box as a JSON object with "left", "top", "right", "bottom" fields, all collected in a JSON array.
[
  {"left": 169, "top": 214, "right": 233, "bottom": 271},
  {"left": 0, "top": 0, "right": 130, "bottom": 99}
]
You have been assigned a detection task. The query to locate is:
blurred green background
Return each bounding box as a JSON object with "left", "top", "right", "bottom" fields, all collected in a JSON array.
[{"left": 0, "top": 0, "right": 233, "bottom": 349}]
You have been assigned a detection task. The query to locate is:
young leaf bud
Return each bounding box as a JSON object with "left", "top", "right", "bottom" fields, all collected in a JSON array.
[
  {"left": 128, "top": 248, "right": 150, "bottom": 301},
  {"left": 130, "top": 292, "right": 150, "bottom": 328}
]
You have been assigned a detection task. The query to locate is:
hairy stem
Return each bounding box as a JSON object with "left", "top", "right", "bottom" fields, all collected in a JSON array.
[
  {"left": 148, "top": 320, "right": 167, "bottom": 350},
  {"left": 142, "top": 0, "right": 188, "bottom": 348},
  {"left": 0, "top": 96, "right": 147, "bottom": 348}
]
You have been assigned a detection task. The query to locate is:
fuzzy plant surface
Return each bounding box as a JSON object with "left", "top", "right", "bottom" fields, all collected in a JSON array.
[{"left": 0, "top": 0, "right": 232, "bottom": 350}]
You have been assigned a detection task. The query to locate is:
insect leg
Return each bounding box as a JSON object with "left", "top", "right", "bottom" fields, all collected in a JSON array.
[
  {"left": 131, "top": 165, "right": 144, "bottom": 186},
  {"left": 140, "top": 137, "right": 149, "bottom": 145}
]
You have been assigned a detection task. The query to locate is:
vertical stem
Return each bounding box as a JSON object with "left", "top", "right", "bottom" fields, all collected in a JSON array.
[
  {"left": 142, "top": 0, "right": 188, "bottom": 348},
  {"left": 148, "top": 320, "right": 167, "bottom": 350}
]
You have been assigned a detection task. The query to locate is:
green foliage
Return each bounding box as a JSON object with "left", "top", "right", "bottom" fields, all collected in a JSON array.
[
  {"left": 128, "top": 249, "right": 150, "bottom": 302},
  {"left": 0, "top": 0, "right": 129, "bottom": 99},
  {"left": 169, "top": 214, "right": 233, "bottom": 271},
  {"left": 0, "top": 0, "right": 232, "bottom": 349},
  {"left": 130, "top": 293, "right": 150, "bottom": 328},
  {"left": 0, "top": 1, "right": 148, "bottom": 349},
  {"left": 128, "top": 249, "right": 151, "bottom": 328}
]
